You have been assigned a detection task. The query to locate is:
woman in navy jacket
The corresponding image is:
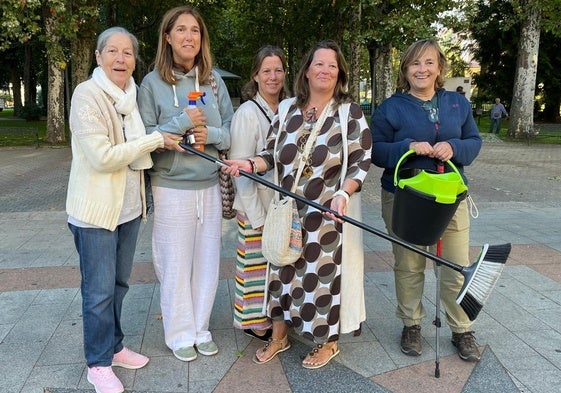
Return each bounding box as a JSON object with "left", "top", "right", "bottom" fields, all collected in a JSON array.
[{"left": 370, "top": 39, "right": 482, "bottom": 362}]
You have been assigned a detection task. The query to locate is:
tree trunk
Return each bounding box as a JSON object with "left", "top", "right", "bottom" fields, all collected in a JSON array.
[
  {"left": 368, "top": 43, "right": 377, "bottom": 108},
  {"left": 10, "top": 68, "right": 23, "bottom": 117},
  {"left": 44, "top": 8, "right": 66, "bottom": 144},
  {"left": 376, "top": 43, "right": 394, "bottom": 104},
  {"left": 508, "top": 3, "right": 541, "bottom": 139},
  {"left": 348, "top": 0, "right": 361, "bottom": 102},
  {"left": 71, "top": 37, "right": 94, "bottom": 92},
  {"left": 23, "top": 44, "right": 37, "bottom": 106},
  {"left": 45, "top": 59, "right": 66, "bottom": 143}
]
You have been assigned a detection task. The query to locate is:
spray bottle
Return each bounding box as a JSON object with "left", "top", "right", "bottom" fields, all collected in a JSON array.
[{"left": 186, "top": 91, "right": 206, "bottom": 152}]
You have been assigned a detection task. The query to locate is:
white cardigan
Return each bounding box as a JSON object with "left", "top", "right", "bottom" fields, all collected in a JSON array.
[{"left": 66, "top": 79, "right": 163, "bottom": 231}]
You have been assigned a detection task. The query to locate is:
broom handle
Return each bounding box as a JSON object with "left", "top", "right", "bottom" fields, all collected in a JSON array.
[
  {"left": 436, "top": 160, "right": 445, "bottom": 256},
  {"left": 180, "top": 143, "right": 464, "bottom": 272},
  {"left": 434, "top": 160, "right": 444, "bottom": 378}
]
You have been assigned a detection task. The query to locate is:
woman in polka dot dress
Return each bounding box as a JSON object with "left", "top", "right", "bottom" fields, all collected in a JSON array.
[{"left": 223, "top": 40, "right": 372, "bottom": 369}]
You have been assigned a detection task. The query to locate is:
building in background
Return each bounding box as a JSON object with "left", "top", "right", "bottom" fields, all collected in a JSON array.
[{"left": 444, "top": 76, "right": 472, "bottom": 101}]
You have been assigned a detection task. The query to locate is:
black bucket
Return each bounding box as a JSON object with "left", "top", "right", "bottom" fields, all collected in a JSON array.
[{"left": 392, "top": 150, "right": 468, "bottom": 246}]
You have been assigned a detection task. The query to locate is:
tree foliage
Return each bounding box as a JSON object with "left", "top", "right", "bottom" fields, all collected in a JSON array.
[
  {"left": 468, "top": 1, "right": 519, "bottom": 105},
  {"left": 359, "top": 0, "right": 464, "bottom": 105},
  {"left": 1, "top": 0, "right": 559, "bottom": 144},
  {"left": 0, "top": 0, "right": 42, "bottom": 52},
  {"left": 469, "top": 0, "right": 561, "bottom": 123}
]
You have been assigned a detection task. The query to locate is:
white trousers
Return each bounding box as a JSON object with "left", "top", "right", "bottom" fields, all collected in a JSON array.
[{"left": 152, "top": 184, "right": 221, "bottom": 350}]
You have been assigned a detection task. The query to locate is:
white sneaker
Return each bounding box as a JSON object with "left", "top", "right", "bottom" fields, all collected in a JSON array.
[{"left": 87, "top": 366, "right": 124, "bottom": 393}]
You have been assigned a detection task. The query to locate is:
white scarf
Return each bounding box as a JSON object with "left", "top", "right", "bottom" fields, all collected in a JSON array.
[{"left": 92, "top": 67, "right": 152, "bottom": 170}]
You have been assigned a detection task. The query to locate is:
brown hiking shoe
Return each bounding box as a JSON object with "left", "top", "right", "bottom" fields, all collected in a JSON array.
[
  {"left": 452, "top": 331, "right": 481, "bottom": 362},
  {"left": 400, "top": 325, "right": 422, "bottom": 356}
]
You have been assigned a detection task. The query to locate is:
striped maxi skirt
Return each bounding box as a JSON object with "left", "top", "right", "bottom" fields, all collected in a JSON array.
[{"left": 233, "top": 212, "right": 272, "bottom": 330}]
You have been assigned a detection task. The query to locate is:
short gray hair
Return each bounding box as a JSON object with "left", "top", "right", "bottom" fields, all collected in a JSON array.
[{"left": 96, "top": 26, "right": 139, "bottom": 58}]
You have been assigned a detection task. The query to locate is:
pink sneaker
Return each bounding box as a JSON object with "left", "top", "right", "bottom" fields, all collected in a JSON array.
[
  {"left": 112, "top": 346, "right": 149, "bottom": 369},
  {"left": 87, "top": 366, "right": 124, "bottom": 393}
]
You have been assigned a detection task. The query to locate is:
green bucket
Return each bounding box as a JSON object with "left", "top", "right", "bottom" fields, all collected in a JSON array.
[{"left": 392, "top": 149, "right": 468, "bottom": 245}]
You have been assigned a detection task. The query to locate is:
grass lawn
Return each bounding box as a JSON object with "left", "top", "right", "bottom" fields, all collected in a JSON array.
[
  {"left": 475, "top": 116, "right": 561, "bottom": 144},
  {"left": 0, "top": 108, "right": 68, "bottom": 147}
]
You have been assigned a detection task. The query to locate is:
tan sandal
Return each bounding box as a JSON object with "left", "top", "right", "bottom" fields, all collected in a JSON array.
[
  {"left": 252, "top": 336, "right": 291, "bottom": 364},
  {"left": 302, "top": 342, "right": 340, "bottom": 369}
]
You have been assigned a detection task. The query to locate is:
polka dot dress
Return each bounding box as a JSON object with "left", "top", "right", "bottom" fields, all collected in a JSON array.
[{"left": 264, "top": 102, "right": 371, "bottom": 344}]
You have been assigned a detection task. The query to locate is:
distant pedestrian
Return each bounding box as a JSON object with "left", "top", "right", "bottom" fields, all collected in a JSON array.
[{"left": 488, "top": 98, "right": 509, "bottom": 134}]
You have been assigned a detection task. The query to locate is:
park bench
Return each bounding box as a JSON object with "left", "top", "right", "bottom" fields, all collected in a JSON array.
[
  {"left": 0, "top": 126, "right": 40, "bottom": 148},
  {"left": 472, "top": 103, "right": 493, "bottom": 125}
]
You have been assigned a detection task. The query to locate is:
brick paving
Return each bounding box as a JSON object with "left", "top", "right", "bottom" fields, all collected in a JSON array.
[{"left": 1, "top": 140, "right": 560, "bottom": 392}]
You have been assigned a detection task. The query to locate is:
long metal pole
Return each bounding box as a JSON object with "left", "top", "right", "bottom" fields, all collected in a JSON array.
[{"left": 180, "top": 142, "right": 465, "bottom": 272}]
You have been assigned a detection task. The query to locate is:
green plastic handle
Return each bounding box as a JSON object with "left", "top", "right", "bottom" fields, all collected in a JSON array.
[{"left": 393, "top": 149, "right": 465, "bottom": 187}]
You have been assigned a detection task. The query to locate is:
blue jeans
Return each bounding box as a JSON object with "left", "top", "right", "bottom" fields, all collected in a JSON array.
[
  {"left": 488, "top": 117, "right": 502, "bottom": 134},
  {"left": 69, "top": 216, "right": 141, "bottom": 367}
]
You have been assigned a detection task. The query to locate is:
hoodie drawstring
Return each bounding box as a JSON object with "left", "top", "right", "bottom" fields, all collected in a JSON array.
[
  {"left": 172, "top": 85, "right": 179, "bottom": 108},
  {"left": 172, "top": 65, "right": 199, "bottom": 108},
  {"left": 195, "top": 189, "right": 204, "bottom": 224}
]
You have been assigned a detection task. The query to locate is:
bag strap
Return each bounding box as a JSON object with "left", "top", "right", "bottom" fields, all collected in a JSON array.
[
  {"left": 273, "top": 98, "right": 333, "bottom": 198},
  {"left": 249, "top": 98, "right": 271, "bottom": 123},
  {"left": 272, "top": 98, "right": 295, "bottom": 200},
  {"left": 291, "top": 103, "right": 328, "bottom": 190},
  {"left": 276, "top": 97, "right": 296, "bottom": 137},
  {"left": 208, "top": 70, "right": 232, "bottom": 157}
]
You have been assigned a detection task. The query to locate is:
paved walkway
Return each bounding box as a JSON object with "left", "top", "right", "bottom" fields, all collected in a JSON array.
[{"left": 1, "top": 136, "right": 560, "bottom": 393}]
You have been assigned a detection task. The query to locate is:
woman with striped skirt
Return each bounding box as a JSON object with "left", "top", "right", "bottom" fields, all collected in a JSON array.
[{"left": 229, "top": 45, "right": 289, "bottom": 340}]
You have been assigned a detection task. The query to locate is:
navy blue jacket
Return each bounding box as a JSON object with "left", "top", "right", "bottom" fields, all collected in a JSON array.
[{"left": 370, "top": 89, "right": 482, "bottom": 193}]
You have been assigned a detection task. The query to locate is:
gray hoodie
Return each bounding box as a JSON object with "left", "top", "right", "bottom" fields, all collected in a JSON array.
[{"left": 138, "top": 67, "right": 233, "bottom": 190}]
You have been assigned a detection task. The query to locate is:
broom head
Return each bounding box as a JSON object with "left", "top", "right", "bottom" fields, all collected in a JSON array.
[{"left": 456, "top": 243, "right": 511, "bottom": 321}]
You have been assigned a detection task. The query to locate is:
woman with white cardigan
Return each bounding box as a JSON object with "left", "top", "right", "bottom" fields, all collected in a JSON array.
[{"left": 66, "top": 27, "right": 182, "bottom": 393}]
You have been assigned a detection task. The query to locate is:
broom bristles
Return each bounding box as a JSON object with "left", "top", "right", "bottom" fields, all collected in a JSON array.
[{"left": 456, "top": 243, "right": 511, "bottom": 321}]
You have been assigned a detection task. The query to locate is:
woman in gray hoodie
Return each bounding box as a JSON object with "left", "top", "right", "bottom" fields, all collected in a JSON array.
[{"left": 138, "top": 5, "right": 233, "bottom": 363}]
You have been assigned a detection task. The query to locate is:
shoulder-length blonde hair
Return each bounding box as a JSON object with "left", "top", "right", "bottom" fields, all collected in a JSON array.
[
  {"left": 241, "top": 45, "right": 289, "bottom": 102},
  {"left": 154, "top": 6, "right": 213, "bottom": 85},
  {"left": 397, "top": 38, "right": 448, "bottom": 92},
  {"left": 294, "top": 40, "right": 351, "bottom": 108}
]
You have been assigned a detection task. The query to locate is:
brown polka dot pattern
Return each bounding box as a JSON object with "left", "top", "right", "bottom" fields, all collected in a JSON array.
[{"left": 266, "top": 102, "right": 372, "bottom": 344}]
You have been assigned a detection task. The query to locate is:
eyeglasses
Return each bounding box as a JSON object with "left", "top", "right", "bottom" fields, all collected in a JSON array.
[{"left": 421, "top": 102, "right": 439, "bottom": 124}]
